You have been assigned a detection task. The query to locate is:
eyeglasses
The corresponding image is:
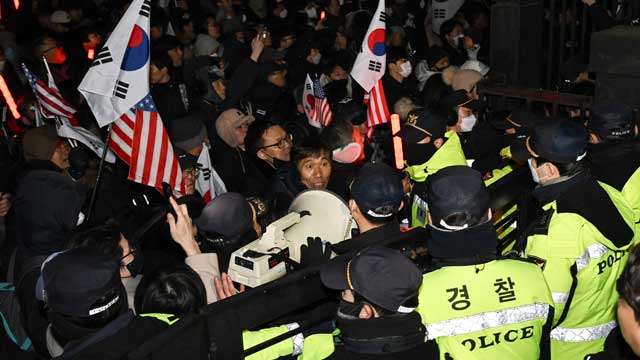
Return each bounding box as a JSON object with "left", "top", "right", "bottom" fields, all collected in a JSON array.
[
  {"left": 183, "top": 167, "right": 200, "bottom": 177},
  {"left": 41, "top": 45, "right": 62, "bottom": 55},
  {"left": 261, "top": 134, "right": 293, "bottom": 150}
]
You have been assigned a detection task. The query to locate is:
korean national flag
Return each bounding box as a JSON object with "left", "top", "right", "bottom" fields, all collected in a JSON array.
[
  {"left": 350, "top": 0, "right": 387, "bottom": 92},
  {"left": 78, "top": 0, "right": 153, "bottom": 127}
]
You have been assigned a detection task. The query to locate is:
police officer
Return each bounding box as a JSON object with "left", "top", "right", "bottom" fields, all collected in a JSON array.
[
  {"left": 400, "top": 107, "right": 467, "bottom": 227},
  {"left": 416, "top": 166, "right": 554, "bottom": 359},
  {"left": 332, "top": 163, "right": 407, "bottom": 255},
  {"left": 512, "top": 119, "right": 637, "bottom": 358},
  {"left": 320, "top": 245, "right": 439, "bottom": 358},
  {"left": 587, "top": 101, "right": 640, "bottom": 231}
]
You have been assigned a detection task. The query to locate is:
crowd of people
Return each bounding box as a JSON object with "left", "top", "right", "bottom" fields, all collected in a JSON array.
[{"left": 0, "top": 0, "right": 639, "bottom": 359}]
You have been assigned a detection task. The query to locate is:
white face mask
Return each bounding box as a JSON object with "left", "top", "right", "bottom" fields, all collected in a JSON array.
[
  {"left": 399, "top": 61, "right": 412, "bottom": 78},
  {"left": 452, "top": 34, "right": 464, "bottom": 47},
  {"left": 305, "top": 7, "right": 317, "bottom": 19},
  {"left": 459, "top": 114, "right": 477, "bottom": 132},
  {"left": 528, "top": 158, "right": 540, "bottom": 183},
  {"left": 311, "top": 53, "right": 322, "bottom": 65},
  {"left": 279, "top": 9, "right": 288, "bottom": 18}
]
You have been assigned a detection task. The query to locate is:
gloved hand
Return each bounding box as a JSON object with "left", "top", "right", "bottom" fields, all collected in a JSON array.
[
  {"left": 300, "top": 237, "right": 332, "bottom": 268},
  {"left": 68, "top": 146, "right": 89, "bottom": 180}
]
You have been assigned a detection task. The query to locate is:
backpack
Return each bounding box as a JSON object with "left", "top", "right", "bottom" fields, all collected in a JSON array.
[{"left": 0, "top": 250, "right": 47, "bottom": 352}]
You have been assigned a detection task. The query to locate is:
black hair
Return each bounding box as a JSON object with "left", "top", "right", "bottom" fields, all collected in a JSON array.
[
  {"left": 150, "top": 52, "right": 172, "bottom": 71},
  {"left": 440, "top": 19, "right": 461, "bottom": 40},
  {"left": 291, "top": 135, "right": 332, "bottom": 165},
  {"left": 32, "top": 35, "right": 57, "bottom": 57},
  {"left": 80, "top": 28, "right": 101, "bottom": 43},
  {"left": 352, "top": 292, "right": 418, "bottom": 316},
  {"left": 360, "top": 207, "right": 398, "bottom": 226},
  {"left": 618, "top": 246, "right": 640, "bottom": 322},
  {"left": 198, "top": 14, "right": 217, "bottom": 34},
  {"left": 440, "top": 211, "right": 487, "bottom": 228},
  {"left": 320, "top": 116, "right": 353, "bottom": 151},
  {"left": 244, "top": 119, "right": 282, "bottom": 156},
  {"left": 535, "top": 157, "right": 589, "bottom": 178},
  {"left": 134, "top": 265, "right": 207, "bottom": 315},
  {"left": 153, "top": 35, "right": 180, "bottom": 55},
  {"left": 66, "top": 220, "right": 123, "bottom": 262},
  {"left": 421, "top": 74, "right": 449, "bottom": 109}
]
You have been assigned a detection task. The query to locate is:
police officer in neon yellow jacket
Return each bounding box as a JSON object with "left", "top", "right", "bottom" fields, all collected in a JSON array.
[
  {"left": 512, "top": 119, "right": 637, "bottom": 359},
  {"left": 400, "top": 107, "right": 467, "bottom": 228},
  {"left": 319, "top": 245, "right": 439, "bottom": 358},
  {"left": 587, "top": 101, "right": 640, "bottom": 237},
  {"left": 416, "top": 166, "right": 555, "bottom": 359}
]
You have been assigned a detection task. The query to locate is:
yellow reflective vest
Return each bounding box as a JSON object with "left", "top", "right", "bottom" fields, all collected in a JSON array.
[
  {"left": 406, "top": 131, "right": 467, "bottom": 228},
  {"left": 417, "top": 259, "right": 554, "bottom": 359},
  {"left": 521, "top": 181, "right": 637, "bottom": 359}
]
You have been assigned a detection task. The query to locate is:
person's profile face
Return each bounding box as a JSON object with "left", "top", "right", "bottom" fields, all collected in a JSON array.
[
  {"left": 168, "top": 46, "right": 183, "bottom": 66},
  {"left": 618, "top": 298, "right": 640, "bottom": 356},
  {"left": 267, "top": 70, "right": 287, "bottom": 88},
  {"left": 41, "top": 38, "right": 67, "bottom": 65},
  {"left": 234, "top": 122, "right": 250, "bottom": 146},
  {"left": 330, "top": 65, "right": 348, "bottom": 81},
  {"left": 298, "top": 154, "right": 332, "bottom": 190},
  {"left": 434, "top": 57, "right": 449, "bottom": 70}
]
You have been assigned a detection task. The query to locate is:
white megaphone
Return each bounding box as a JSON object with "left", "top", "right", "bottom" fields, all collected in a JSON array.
[{"left": 227, "top": 190, "right": 356, "bottom": 287}]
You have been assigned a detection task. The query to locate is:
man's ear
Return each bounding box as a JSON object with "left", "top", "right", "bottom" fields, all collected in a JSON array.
[
  {"left": 538, "top": 162, "right": 560, "bottom": 182},
  {"left": 257, "top": 149, "right": 268, "bottom": 160},
  {"left": 359, "top": 304, "right": 375, "bottom": 319},
  {"left": 433, "top": 138, "right": 444, "bottom": 149},
  {"left": 348, "top": 199, "right": 359, "bottom": 214}
]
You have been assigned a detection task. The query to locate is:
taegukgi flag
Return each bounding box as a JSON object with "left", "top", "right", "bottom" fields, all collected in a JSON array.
[
  {"left": 195, "top": 143, "right": 227, "bottom": 203},
  {"left": 78, "top": 0, "right": 153, "bottom": 127},
  {"left": 350, "top": 0, "right": 387, "bottom": 92}
]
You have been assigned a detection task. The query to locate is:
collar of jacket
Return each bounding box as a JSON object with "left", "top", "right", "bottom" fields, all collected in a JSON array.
[
  {"left": 332, "top": 221, "right": 401, "bottom": 255},
  {"left": 337, "top": 311, "right": 425, "bottom": 355},
  {"left": 533, "top": 172, "right": 590, "bottom": 205},
  {"left": 427, "top": 219, "right": 498, "bottom": 267},
  {"left": 404, "top": 131, "right": 467, "bottom": 182},
  {"left": 25, "top": 159, "right": 63, "bottom": 172},
  {"left": 275, "top": 162, "right": 307, "bottom": 195}
]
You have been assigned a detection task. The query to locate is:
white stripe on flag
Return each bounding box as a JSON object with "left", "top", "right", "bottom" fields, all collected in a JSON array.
[{"left": 147, "top": 118, "right": 163, "bottom": 187}]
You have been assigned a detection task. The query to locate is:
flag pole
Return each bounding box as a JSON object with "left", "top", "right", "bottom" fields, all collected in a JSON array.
[
  {"left": 86, "top": 124, "right": 112, "bottom": 223},
  {"left": 0, "top": 106, "right": 12, "bottom": 158}
]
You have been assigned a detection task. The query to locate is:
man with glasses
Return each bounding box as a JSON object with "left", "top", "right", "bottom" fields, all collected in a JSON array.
[{"left": 245, "top": 120, "right": 293, "bottom": 180}]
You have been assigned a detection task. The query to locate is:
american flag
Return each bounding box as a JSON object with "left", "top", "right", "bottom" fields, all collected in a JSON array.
[
  {"left": 109, "top": 94, "right": 183, "bottom": 193},
  {"left": 22, "top": 64, "right": 76, "bottom": 120},
  {"left": 364, "top": 79, "right": 390, "bottom": 139},
  {"left": 303, "top": 75, "right": 333, "bottom": 128}
]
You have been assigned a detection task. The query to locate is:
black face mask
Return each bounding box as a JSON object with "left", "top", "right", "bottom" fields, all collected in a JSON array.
[
  {"left": 337, "top": 299, "right": 365, "bottom": 320},
  {"left": 270, "top": 157, "right": 289, "bottom": 169},
  {"left": 121, "top": 248, "right": 144, "bottom": 278},
  {"left": 403, "top": 141, "right": 439, "bottom": 166}
]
